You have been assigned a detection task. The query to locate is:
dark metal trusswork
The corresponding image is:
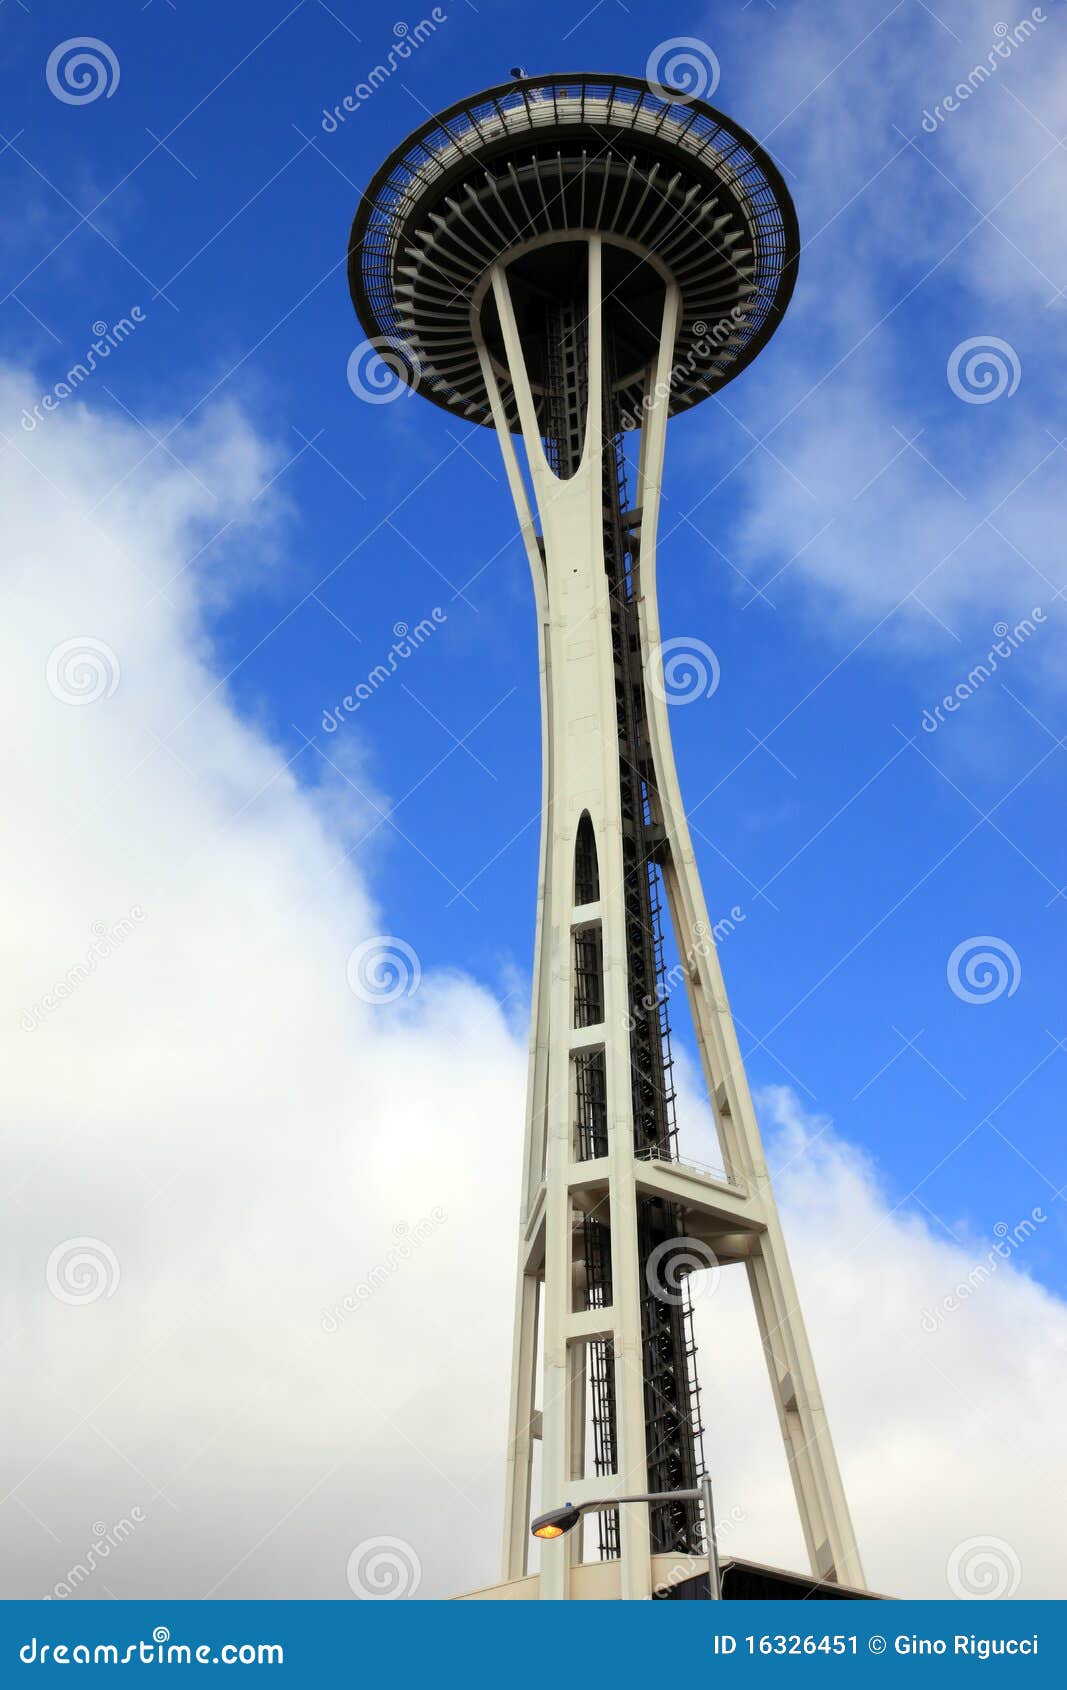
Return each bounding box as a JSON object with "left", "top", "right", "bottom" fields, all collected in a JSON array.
[
  {"left": 545, "top": 281, "right": 706, "bottom": 1561},
  {"left": 602, "top": 364, "right": 707, "bottom": 1561},
  {"left": 581, "top": 1211, "right": 619, "bottom": 1560}
]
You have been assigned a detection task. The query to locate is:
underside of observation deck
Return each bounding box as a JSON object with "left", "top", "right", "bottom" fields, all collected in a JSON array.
[{"left": 348, "top": 72, "right": 798, "bottom": 430}]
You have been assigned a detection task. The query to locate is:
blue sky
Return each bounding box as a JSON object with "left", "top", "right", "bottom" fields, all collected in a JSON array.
[{"left": 3, "top": 0, "right": 1064, "bottom": 1303}]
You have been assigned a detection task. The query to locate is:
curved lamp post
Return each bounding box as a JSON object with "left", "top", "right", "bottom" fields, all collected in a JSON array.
[{"left": 531, "top": 1479, "right": 721, "bottom": 1599}]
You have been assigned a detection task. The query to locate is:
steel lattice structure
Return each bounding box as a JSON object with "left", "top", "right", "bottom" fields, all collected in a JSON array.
[{"left": 349, "top": 71, "right": 863, "bottom": 1602}]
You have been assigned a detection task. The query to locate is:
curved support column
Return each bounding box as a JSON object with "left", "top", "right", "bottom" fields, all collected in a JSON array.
[{"left": 633, "top": 317, "right": 865, "bottom": 1592}]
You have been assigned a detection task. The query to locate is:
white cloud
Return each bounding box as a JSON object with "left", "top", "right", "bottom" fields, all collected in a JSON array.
[
  {"left": 693, "top": 1085, "right": 1067, "bottom": 1600},
  {"left": 1, "top": 370, "right": 1063, "bottom": 1601},
  {"left": 690, "top": 0, "right": 1067, "bottom": 646},
  {"left": 0, "top": 368, "right": 524, "bottom": 1600}
]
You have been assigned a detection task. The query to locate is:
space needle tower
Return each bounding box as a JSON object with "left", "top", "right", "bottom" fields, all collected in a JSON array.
[{"left": 349, "top": 70, "right": 864, "bottom": 1601}]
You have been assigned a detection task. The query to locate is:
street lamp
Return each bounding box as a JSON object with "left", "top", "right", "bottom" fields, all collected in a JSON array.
[
  {"left": 531, "top": 1478, "right": 721, "bottom": 1598},
  {"left": 530, "top": 1504, "right": 581, "bottom": 1541}
]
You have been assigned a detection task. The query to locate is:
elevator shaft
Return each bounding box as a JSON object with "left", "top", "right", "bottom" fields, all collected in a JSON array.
[{"left": 544, "top": 295, "right": 705, "bottom": 1558}]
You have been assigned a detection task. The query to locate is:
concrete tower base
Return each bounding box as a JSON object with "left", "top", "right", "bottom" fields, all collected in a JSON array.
[{"left": 456, "top": 1557, "right": 882, "bottom": 1601}]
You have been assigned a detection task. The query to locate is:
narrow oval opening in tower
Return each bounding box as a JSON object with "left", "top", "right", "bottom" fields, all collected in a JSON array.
[{"left": 574, "top": 810, "right": 600, "bottom": 906}]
